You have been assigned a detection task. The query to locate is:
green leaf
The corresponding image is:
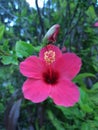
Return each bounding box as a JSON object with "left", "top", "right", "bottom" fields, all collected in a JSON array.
[
  {"left": 73, "top": 73, "right": 95, "bottom": 83},
  {"left": 0, "top": 24, "right": 5, "bottom": 40},
  {"left": 81, "top": 121, "right": 98, "bottom": 130},
  {"left": 0, "top": 40, "right": 10, "bottom": 56},
  {"left": 91, "top": 82, "right": 98, "bottom": 91},
  {"left": 0, "top": 103, "right": 4, "bottom": 112},
  {"left": 47, "top": 110, "right": 65, "bottom": 130},
  {"left": 57, "top": 105, "right": 85, "bottom": 119},
  {"left": 91, "top": 56, "right": 98, "bottom": 72},
  {"left": 89, "top": 82, "right": 98, "bottom": 105},
  {"left": 94, "top": 116, "right": 98, "bottom": 121},
  {"left": 86, "top": 6, "right": 97, "bottom": 20},
  {"left": 7, "top": 85, "right": 15, "bottom": 94},
  {"left": 81, "top": 122, "right": 90, "bottom": 130},
  {"left": 33, "top": 46, "right": 42, "bottom": 53},
  {"left": 78, "top": 88, "right": 93, "bottom": 113},
  {"left": 1, "top": 51, "right": 18, "bottom": 65},
  {"left": 73, "top": 73, "right": 95, "bottom": 90},
  {"left": 15, "top": 41, "right": 34, "bottom": 58}
]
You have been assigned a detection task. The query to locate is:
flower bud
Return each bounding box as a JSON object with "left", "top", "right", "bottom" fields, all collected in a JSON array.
[
  {"left": 61, "top": 46, "right": 66, "bottom": 53},
  {"left": 94, "top": 21, "right": 98, "bottom": 27},
  {"left": 43, "top": 24, "right": 60, "bottom": 43}
]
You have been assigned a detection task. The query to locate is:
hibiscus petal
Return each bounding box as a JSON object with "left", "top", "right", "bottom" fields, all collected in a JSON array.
[
  {"left": 55, "top": 53, "right": 82, "bottom": 79},
  {"left": 20, "top": 56, "right": 44, "bottom": 79},
  {"left": 49, "top": 79, "right": 80, "bottom": 107},
  {"left": 22, "top": 78, "right": 51, "bottom": 103},
  {"left": 39, "top": 44, "right": 62, "bottom": 60}
]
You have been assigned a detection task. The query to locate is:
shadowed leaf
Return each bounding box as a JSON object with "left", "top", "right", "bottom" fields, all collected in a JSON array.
[
  {"left": 5, "top": 98, "right": 22, "bottom": 130},
  {"left": 4, "top": 89, "right": 23, "bottom": 130}
]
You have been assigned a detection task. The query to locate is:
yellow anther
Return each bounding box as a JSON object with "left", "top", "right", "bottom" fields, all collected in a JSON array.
[{"left": 44, "top": 50, "right": 55, "bottom": 64}]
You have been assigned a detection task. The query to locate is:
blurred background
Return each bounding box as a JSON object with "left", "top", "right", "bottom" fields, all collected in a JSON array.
[{"left": 0, "top": 0, "right": 98, "bottom": 130}]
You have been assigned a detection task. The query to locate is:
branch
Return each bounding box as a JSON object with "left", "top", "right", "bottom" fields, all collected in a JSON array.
[
  {"left": 36, "top": 103, "right": 44, "bottom": 128},
  {"left": 69, "top": 2, "right": 80, "bottom": 26},
  {"left": 62, "top": 9, "right": 83, "bottom": 47},
  {"left": 0, "top": 4, "right": 17, "bottom": 18},
  {"left": 35, "top": 0, "right": 45, "bottom": 35}
]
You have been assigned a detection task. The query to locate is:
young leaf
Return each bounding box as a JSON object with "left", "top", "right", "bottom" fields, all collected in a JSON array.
[
  {"left": 1, "top": 53, "right": 18, "bottom": 65},
  {"left": 78, "top": 88, "right": 93, "bottom": 113},
  {"left": 73, "top": 73, "right": 95, "bottom": 83},
  {"left": 5, "top": 99, "right": 22, "bottom": 130},
  {"left": 47, "top": 110, "right": 65, "bottom": 130},
  {"left": 0, "top": 24, "right": 5, "bottom": 40},
  {"left": 15, "top": 41, "right": 34, "bottom": 58}
]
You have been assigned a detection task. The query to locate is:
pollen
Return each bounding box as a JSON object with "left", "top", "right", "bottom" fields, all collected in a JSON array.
[{"left": 44, "top": 50, "right": 55, "bottom": 64}]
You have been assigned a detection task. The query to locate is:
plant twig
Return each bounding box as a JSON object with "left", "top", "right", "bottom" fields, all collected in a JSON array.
[
  {"left": 62, "top": 10, "right": 83, "bottom": 47},
  {"left": 35, "top": 0, "right": 45, "bottom": 35},
  {"left": 0, "top": 4, "right": 17, "bottom": 18}
]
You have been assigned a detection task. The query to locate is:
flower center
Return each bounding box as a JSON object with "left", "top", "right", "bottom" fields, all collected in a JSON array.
[
  {"left": 43, "top": 69, "right": 59, "bottom": 85},
  {"left": 44, "top": 50, "right": 55, "bottom": 64}
]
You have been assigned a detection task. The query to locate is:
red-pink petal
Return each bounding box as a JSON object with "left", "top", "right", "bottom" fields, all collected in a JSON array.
[
  {"left": 22, "top": 78, "right": 51, "bottom": 103},
  {"left": 49, "top": 79, "right": 80, "bottom": 107},
  {"left": 20, "top": 56, "right": 44, "bottom": 79},
  {"left": 39, "top": 44, "right": 62, "bottom": 60},
  {"left": 55, "top": 53, "right": 82, "bottom": 79}
]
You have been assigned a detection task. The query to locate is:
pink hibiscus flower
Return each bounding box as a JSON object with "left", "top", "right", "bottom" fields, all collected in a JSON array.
[
  {"left": 20, "top": 44, "right": 82, "bottom": 107},
  {"left": 94, "top": 21, "right": 98, "bottom": 27}
]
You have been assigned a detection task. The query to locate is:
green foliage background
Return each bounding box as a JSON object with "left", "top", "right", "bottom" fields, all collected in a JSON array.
[{"left": 0, "top": 0, "right": 98, "bottom": 129}]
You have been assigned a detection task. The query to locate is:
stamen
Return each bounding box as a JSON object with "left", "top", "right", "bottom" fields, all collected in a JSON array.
[{"left": 44, "top": 50, "right": 55, "bottom": 64}]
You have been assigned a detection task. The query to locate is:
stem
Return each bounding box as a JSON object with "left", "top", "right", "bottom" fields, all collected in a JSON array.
[
  {"left": 35, "top": 0, "right": 45, "bottom": 35},
  {"left": 36, "top": 103, "right": 44, "bottom": 128}
]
